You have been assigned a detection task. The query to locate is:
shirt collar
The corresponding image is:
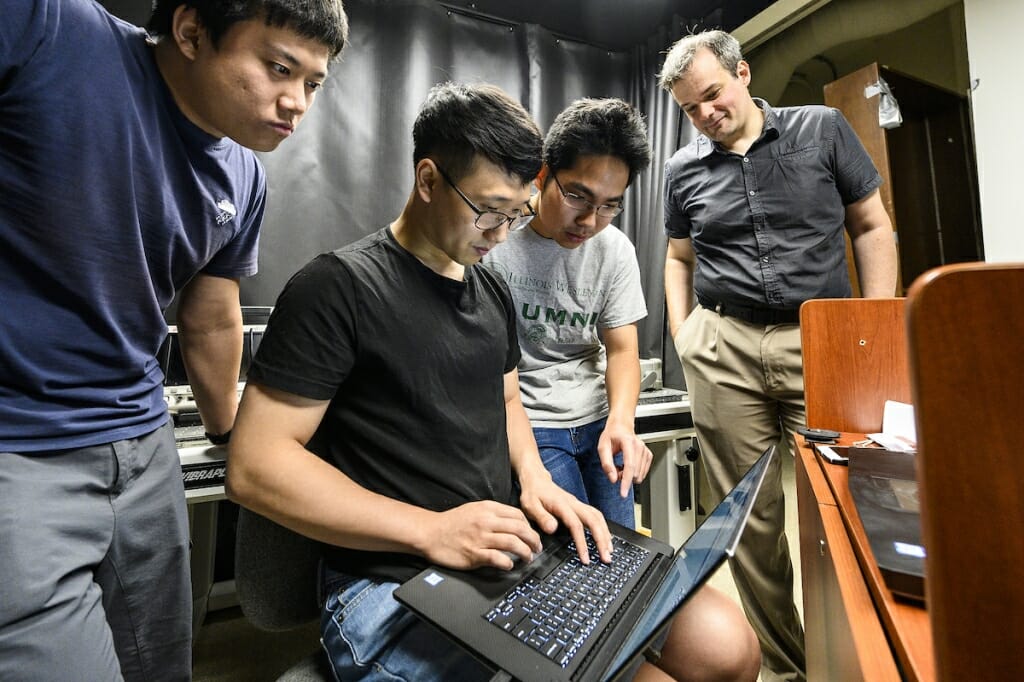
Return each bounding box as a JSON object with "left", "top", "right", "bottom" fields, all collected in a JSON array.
[{"left": 695, "top": 97, "right": 780, "bottom": 159}]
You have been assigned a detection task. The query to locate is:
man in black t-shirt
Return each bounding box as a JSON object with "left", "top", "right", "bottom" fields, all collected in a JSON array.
[{"left": 227, "top": 82, "right": 760, "bottom": 681}]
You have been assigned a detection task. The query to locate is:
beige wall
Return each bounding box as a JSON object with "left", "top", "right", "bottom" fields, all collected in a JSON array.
[
  {"left": 963, "top": 0, "right": 1024, "bottom": 261},
  {"left": 771, "top": 7, "right": 968, "bottom": 107},
  {"left": 749, "top": 3, "right": 962, "bottom": 107}
]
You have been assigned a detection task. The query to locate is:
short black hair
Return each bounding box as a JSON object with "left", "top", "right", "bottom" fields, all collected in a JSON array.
[
  {"left": 147, "top": 0, "right": 349, "bottom": 59},
  {"left": 413, "top": 82, "right": 543, "bottom": 185},
  {"left": 543, "top": 98, "right": 651, "bottom": 187}
]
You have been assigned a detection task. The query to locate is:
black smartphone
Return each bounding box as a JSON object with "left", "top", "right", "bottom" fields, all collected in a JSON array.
[{"left": 797, "top": 426, "right": 841, "bottom": 442}]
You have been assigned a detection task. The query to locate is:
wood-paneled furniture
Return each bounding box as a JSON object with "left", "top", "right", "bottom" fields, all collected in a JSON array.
[
  {"left": 795, "top": 433, "right": 933, "bottom": 681},
  {"left": 906, "top": 262, "right": 1024, "bottom": 681},
  {"left": 798, "top": 297, "right": 930, "bottom": 681},
  {"left": 797, "top": 264, "right": 1024, "bottom": 680},
  {"left": 800, "top": 298, "right": 910, "bottom": 434}
]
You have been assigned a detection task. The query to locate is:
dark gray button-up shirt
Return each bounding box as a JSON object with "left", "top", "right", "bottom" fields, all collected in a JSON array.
[{"left": 664, "top": 100, "right": 882, "bottom": 310}]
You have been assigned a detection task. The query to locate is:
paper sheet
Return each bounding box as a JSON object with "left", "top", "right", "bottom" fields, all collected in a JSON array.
[{"left": 867, "top": 400, "right": 917, "bottom": 452}]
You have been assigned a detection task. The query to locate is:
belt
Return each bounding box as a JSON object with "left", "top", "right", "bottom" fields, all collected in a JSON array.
[{"left": 698, "top": 297, "right": 800, "bottom": 325}]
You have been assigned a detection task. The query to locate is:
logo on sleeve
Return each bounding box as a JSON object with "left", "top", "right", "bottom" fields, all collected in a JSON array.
[{"left": 215, "top": 198, "right": 237, "bottom": 226}]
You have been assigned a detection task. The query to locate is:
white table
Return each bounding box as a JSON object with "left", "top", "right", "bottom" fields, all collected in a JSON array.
[
  {"left": 180, "top": 443, "right": 231, "bottom": 632},
  {"left": 634, "top": 390, "right": 697, "bottom": 549}
]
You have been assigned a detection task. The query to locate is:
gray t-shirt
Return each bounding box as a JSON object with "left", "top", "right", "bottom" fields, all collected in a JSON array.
[{"left": 485, "top": 225, "right": 647, "bottom": 427}]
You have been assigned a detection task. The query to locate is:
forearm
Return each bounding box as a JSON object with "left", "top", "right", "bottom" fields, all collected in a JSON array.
[
  {"left": 228, "top": 440, "right": 435, "bottom": 555},
  {"left": 176, "top": 274, "right": 243, "bottom": 435},
  {"left": 503, "top": 375, "right": 613, "bottom": 561},
  {"left": 664, "top": 242, "right": 696, "bottom": 337},
  {"left": 507, "top": 398, "right": 551, "bottom": 490},
  {"left": 851, "top": 225, "right": 898, "bottom": 297},
  {"left": 504, "top": 371, "right": 552, "bottom": 491},
  {"left": 178, "top": 320, "right": 242, "bottom": 434},
  {"left": 603, "top": 331, "right": 640, "bottom": 431},
  {"left": 227, "top": 389, "right": 436, "bottom": 556},
  {"left": 229, "top": 382, "right": 546, "bottom": 571}
]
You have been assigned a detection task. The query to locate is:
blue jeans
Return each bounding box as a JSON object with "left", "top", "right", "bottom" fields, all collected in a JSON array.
[
  {"left": 320, "top": 568, "right": 491, "bottom": 681},
  {"left": 533, "top": 417, "right": 635, "bottom": 529}
]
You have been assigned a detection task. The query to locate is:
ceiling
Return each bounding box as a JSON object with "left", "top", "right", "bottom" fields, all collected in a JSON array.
[
  {"left": 101, "top": 0, "right": 778, "bottom": 51},
  {"left": 446, "top": 0, "right": 778, "bottom": 50}
]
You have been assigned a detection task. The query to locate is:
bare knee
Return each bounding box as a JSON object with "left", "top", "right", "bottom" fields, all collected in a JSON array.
[{"left": 646, "top": 585, "right": 761, "bottom": 682}]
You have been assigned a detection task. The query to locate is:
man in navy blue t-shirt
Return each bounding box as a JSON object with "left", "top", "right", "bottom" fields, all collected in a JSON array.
[{"left": 0, "top": 1, "right": 348, "bottom": 679}]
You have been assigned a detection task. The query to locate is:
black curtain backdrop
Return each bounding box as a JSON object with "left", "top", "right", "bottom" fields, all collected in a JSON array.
[
  {"left": 243, "top": 0, "right": 696, "bottom": 386},
  {"left": 627, "top": 17, "right": 698, "bottom": 390}
]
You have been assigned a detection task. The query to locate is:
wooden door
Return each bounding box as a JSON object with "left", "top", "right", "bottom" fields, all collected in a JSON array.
[
  {"left": 877, "top": 68, "right": 984, "bottom": 285},
  {"left": 823, "top": 63, "right": 900, "bottom": 295},
  {"left": 825, "top": 64, "right": 983, "bottom": 294}
]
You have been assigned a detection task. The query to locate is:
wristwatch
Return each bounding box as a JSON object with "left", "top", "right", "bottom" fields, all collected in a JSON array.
[{"left": 205, "top": 430, "right": 231, "bottom": 445}]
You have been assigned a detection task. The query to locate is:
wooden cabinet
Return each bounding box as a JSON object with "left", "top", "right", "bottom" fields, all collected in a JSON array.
[
  {"left": 824, "top": 63, "right": 983, "bottom": 294},
  {"left": 795, "top": 440, "right": 901, "bottom": 681},
  {"left": 906, "top": 263, "right": 1024, "bottom": 681}
]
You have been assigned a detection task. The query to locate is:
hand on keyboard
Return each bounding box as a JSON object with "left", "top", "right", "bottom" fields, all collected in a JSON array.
[
  {"left": 517, "top": 474, "right": 613, "bottom": 566},
  {"left": 423, "top": 500, "right": 542, "bottom": 571}
]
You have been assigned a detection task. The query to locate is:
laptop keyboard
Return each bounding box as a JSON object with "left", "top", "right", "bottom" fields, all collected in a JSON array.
[
  {"left": 637, "top": 388, "right": 686, "bottom": 406},
  {"left": 174, "top": 423, "right": 210, "bottom": 446},
  {"left": 483, "top": 534, "right": 650, "bottom": 669}
]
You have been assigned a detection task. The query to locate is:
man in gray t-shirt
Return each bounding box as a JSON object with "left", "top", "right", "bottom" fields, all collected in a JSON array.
[{"left": 485, "top": 98, "right": 652, "bottom": 528}]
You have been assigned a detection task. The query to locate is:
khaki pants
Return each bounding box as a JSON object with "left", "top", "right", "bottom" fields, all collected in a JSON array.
[{"left": 675, "top": 306, "right": 807, "bottom": 682}]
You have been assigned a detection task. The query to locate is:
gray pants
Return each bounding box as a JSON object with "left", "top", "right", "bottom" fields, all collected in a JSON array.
[{"left": 0, "top": 420, "right": 192, "bottom": 681}]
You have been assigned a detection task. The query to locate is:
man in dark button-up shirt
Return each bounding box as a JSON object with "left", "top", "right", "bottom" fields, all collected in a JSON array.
[{"left": 658, "top": 29, "right": 897, "bottom": 682}]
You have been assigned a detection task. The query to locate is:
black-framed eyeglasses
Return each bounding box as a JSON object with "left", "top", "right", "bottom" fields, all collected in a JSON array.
[
  {"left": 551, "top": 173, "right": 624, "bottom": 219},
  {"left": 435, "top": 165, "right": 535, "bottom": 232}
]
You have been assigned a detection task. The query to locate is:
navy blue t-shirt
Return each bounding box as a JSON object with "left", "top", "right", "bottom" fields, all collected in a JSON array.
[{"left": 0, "top": 0, "right": 266, "bottom": 451}]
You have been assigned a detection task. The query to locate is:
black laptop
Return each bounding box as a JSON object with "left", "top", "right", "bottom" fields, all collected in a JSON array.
[
  {"left": 847, "top": 446, "right": 926, "bottom": 603},
  {"left": 394, "top": 445, "right": 774, "bottom": 682}
]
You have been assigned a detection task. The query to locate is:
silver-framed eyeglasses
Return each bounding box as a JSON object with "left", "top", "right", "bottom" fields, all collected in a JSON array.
[
  {"left": 551, "top": 173, "right": 624, "bottom": 219},
  {"left": 435, "top": 165, "right": 535, "bottom": 231}
]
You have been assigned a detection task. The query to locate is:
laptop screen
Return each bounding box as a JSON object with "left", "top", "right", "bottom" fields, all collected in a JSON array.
[
  {"left": 606, "top": 447, "right": 771, "bottom": 678},
  {"left": 162, "top": 332, "right": 190, "bottom": 387},
  {"left": 161, "top": 327, "right": 265, "bottom": 388}
]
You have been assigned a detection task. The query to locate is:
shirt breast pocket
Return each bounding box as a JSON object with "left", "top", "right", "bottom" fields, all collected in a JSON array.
[{"left": 764, "top": 147, "right": 840, "bottom": 226}]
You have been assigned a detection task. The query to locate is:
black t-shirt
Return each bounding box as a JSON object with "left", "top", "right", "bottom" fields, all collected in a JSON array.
[{"left": 249, "top": 227, "right": 521, "bottom": 581}]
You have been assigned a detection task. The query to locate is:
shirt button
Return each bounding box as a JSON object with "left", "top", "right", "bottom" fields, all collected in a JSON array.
[
  {"left": 743, "top": 157, "right": 750, "bottom": 163},
  {"left": 748, "top": 190, "right": 756, "bottom": 196},
  {"left": 762, "top": 257, "right": 769, "bottom": 262}
]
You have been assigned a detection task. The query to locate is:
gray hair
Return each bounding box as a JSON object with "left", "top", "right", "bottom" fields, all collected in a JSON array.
[{"left": 657, "top": 30, "right": 744, "bottom": 91}]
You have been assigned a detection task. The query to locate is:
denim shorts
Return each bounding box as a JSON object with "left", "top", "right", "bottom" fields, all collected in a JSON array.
[
  {"left": 533, "top": 417, "right": 636, "bottom": 528},
  {"left": 320, "top": 568, "right": 492, "bottom": 681}
]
